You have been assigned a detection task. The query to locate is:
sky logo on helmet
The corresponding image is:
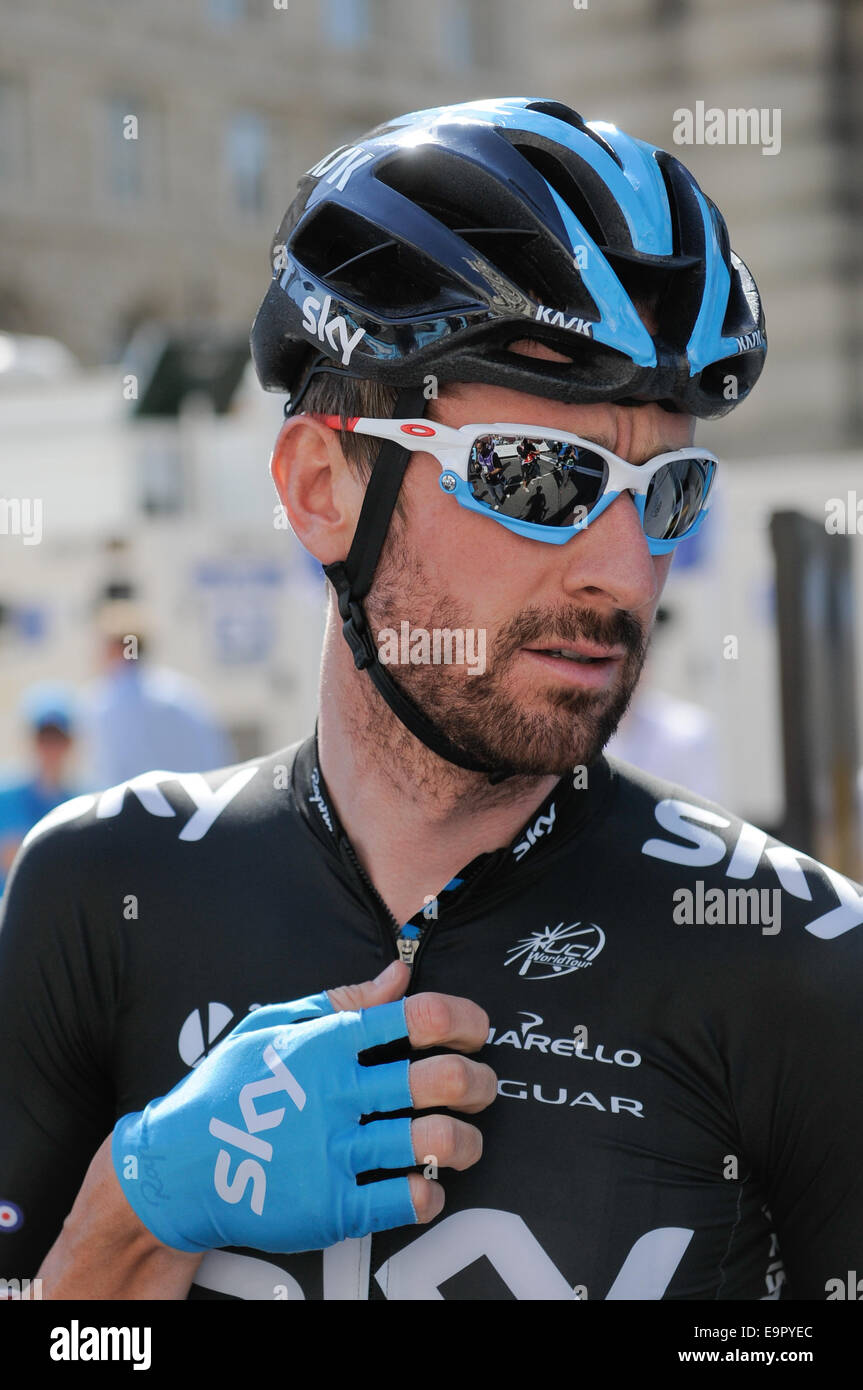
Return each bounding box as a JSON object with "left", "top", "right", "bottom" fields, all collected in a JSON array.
[
  {"left": 534, "top": 306, "right": 593, "bottom": 337},
  {"left": 301, "top": 294, "right": 367, "bottom": 367}
]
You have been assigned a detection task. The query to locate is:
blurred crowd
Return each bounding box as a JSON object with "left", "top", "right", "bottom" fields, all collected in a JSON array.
[{"left": 0, "top": 598, "right": 232, "bottom": 896}]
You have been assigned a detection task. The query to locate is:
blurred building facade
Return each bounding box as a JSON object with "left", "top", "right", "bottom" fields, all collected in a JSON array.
[
  {"left": 0, "top": 0, "right": 861, "bottom": 832},
  {"left": 0, "top": 0, "right": 861, "bottom": 456}
]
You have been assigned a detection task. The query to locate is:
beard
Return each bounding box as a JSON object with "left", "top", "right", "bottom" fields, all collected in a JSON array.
[{"left": 361, "top": 530, "right": 650, "bottom": 779}]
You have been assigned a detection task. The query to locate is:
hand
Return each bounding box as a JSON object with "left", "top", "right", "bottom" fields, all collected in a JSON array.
[
  {"left": 327, "top": 960, "right": 496, "bottom": 1224},
  {"left": 111, "top": 960, "right": 495, "bottom": 1254}
]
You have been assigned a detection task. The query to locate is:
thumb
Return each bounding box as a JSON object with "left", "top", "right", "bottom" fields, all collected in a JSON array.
[{"left": 327, "top": 959, "right": 410, "bottom": 1014}]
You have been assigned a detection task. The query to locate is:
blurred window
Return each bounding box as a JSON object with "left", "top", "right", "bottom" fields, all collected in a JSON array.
[
  {"left": 323, "top": 0, "right": 371, "bottom": 47},
  {"left": 0, "top": 77, "right": 27, "bottom": 182},
  {"left": 443, "top": 0, "right": 495, "bottom": 67},
  {"left": 104, "top": 96, "right": 161, "bottom": 202},
  {"left": 226, "top": 111, "right": 268, "bottom": 214},
  {"left": 207, "top": 0, "right": 247, "bottom": 23}
]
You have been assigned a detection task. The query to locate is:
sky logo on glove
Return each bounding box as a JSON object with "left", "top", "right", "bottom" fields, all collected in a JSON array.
[{"left": 209, "top": 1043, "right": 306, "bottom": 1217}]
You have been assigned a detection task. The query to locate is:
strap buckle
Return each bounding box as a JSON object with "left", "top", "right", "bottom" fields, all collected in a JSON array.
[{"left": 337, "top": 589, "right": 375, "bottom": 672}]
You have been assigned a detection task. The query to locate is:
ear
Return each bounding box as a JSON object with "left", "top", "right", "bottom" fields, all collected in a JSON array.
[{"left": 270, "top": 416, "right": 364, "bottom": 564}]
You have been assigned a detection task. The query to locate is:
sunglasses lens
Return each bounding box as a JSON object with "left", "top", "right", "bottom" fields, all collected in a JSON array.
[
  {"left": 643, "top": 458, "right": 713, "bottom": 540},
  {"left": 468, "top": 435, "right": 608, "bottom": 528}
]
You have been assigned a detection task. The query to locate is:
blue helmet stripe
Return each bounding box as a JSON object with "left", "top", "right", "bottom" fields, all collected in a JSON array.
[
  {"left": 546, "top": 187, "right": 656, "bottom": 366},
  {"left": 585, "top": 122, "right": 674, "bottom": 256},
  {"left": 685, "top": 185, "right": 739, "bottom": 374}
]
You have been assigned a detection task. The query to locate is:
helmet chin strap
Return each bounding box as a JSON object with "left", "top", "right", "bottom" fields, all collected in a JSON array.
[{"left": 321, "top": 384, "right": 516, "bottom": 784}]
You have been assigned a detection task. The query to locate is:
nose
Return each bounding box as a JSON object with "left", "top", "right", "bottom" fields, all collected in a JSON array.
[{"left": 560, "top": 489, "right": 661, "bottom": 613}]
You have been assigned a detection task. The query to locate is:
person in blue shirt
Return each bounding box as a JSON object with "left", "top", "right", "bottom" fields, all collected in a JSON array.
[
  {"left": 0, "top": 684, "right": 78, "bottom": 896},
  {"left": 78, "top": 600, "right": 232, "bottom": 790}
]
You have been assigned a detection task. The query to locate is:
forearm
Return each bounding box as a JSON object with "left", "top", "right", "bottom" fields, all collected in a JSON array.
[{"left": 38, "top": 1134, "right": 204, "bottom": 1300}]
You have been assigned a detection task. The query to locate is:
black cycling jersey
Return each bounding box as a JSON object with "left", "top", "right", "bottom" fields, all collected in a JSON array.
[{"left": 1, "top": 735, "right": 862, "bottom": 1300}]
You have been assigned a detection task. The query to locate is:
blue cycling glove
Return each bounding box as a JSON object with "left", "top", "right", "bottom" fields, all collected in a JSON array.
[{"left": 112, "top": 992, "right": 417, "bottom": 1253}]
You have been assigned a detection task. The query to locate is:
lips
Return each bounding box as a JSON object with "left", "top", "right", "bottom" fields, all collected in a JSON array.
[
  {"left": 519, "top": 642, "right": 626, "bottom": 691},
  {"left": 524, "top": 642, "right": 625, "bottom": 664}
]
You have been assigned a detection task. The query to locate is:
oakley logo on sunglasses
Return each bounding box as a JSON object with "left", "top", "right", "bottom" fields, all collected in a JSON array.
[{"left": 534, "top": 306, "right": 594, "bottom": 337}]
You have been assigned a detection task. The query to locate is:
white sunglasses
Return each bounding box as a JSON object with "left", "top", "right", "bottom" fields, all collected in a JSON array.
[{"left": 312, "top": 415, "right": 718, "bottom": 554}]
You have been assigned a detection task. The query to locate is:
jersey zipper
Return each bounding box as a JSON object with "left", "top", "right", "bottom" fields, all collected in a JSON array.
[{"left": 337, "top": 834, "right": 429, "bottom": 971}]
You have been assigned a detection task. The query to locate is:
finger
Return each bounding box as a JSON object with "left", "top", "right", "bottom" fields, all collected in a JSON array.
[
  {"left": 355, "top": 1057, "right": 413, "bottom": 1115},
  {"left": 407, "top": 1172, "right": 445, "bottom": 1225},
  {"left": 346, "top": 1174, "right": 418, "bottom": 1238},
  {"left": 353, "top": 998, "right": 410, "bottom": 1051},
  {"left": 350, "top": 1117, "right": 415, "bottom": 1175},
  {"left": 404, "top": 992, "right": 490, "bottom": 1053},
  {"left": 410, "top": 1114, "right": 483, "bottom": 1172},
  {"left": 328, "top": 961, "right": 410, "bottom": 1014},
  {"left": 409, "top": 1054, "right": 498, "bottom": 1115}
]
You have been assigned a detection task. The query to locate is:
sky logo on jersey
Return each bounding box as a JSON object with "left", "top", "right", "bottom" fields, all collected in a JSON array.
[
  {"left": 512, "top": 803, "right": 556, "bottom": 861},
  {"left": 505, "top": 921, "right": 605, "bottom": 979},
  {"left": 0, "top": 1200, "right": 24, "bottom": 1233},
  {"left": 22, "top": 766, "right": 259, "bottom": 850},
  {"left": 642, "top": 797, "right": 863, "bottom": 939}
]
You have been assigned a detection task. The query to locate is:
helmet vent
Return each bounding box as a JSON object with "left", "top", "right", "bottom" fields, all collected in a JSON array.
[
  {"left": 293, "top": 205, "right": 466, "bottom": 314},
  {"left": 524, "top": 102, "right": 623, "bottom": 169},
  {"left": 509, "top": 142, "right": 628, "bottom": 250}
]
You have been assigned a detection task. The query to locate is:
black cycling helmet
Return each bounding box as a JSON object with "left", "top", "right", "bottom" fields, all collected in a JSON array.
[
  {"left": 251, "top": 97, "right": 766, "bottom": 417},
  {"left": 251, "top": 98, "right": 766, "bottom": 782}
]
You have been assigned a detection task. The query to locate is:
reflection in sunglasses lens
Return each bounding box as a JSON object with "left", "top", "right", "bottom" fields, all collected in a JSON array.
[
  {"left": 644, "top": 459, "right": 710, "bottom": 539},
  {"left": 468, "top": 435, "right": 607, "bottom": 528},
  {"left": 468, "top": 438, "right": 712, "bottom": 541}
]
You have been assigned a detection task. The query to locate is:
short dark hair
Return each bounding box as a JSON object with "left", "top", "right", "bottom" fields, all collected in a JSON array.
[{"left": 299, "top": 375, "right": 400, "bottom": 482}]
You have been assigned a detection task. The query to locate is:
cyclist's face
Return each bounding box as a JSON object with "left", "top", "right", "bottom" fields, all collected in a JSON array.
[{"left": 365, "top": 347, "right": 696, "bottom": 776}]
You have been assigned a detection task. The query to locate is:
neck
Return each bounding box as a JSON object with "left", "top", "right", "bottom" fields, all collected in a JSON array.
[{"left": 317, "top": 612, "right": 558, "bottom": 924}]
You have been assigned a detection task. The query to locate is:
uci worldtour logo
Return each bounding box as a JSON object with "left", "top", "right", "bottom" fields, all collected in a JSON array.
[{"left": 505, "top": 921, "right": 605, "bottom": 980}]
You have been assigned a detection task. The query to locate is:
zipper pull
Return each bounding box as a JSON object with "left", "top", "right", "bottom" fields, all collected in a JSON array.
[{"left": 396, "top": 922, "right": 422, "bottom": 966}]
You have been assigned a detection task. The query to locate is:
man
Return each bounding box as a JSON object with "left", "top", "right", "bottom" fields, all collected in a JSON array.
[
  {"left": 79, "top": 599, "right": 232, "bottom": 789},
  {"left": 1, "top": 99, "right": 861, "bottom": 1301},
  {"left": 517, "top": 437, "right": 541, "bottom": 489},
  {"left": 475, "top": 436, "right": 507, "bottom": 507},
  {"left": 0, "top": 685, "right": 77, "bottom": 897}
]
